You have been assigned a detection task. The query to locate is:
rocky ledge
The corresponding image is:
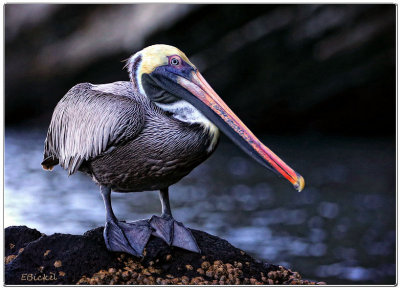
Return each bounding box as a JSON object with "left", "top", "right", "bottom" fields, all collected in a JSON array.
[{"left": 5, "top": 225, "right": 325, "bottom": 285}]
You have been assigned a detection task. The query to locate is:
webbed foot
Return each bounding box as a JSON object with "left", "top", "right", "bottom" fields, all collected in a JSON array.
[
  {"left": 150, "top": 215, "right": 201, "bottom": 253},
  {"left": 104, "top": 219, "right": 153, "bottom": 257}
]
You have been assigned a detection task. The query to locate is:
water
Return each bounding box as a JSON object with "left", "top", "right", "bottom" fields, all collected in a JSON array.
[{"left": 5, "top": 128, "right": 395, "bottom": 284}]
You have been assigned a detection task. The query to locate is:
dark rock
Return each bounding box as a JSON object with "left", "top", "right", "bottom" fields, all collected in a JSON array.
[
  {"left": 5, "top": 226, "right": 120, "bottom": 285},
  {"left": 5, "top": 225, "right": 322, "bottom": 285},
  {"left": 5, "top": 225, "right": 42, "bottom": 256}
]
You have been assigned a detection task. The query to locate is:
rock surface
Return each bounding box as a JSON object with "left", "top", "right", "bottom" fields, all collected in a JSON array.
[{"left": 5, "top": 225, "right": 325, "bottom": 285}]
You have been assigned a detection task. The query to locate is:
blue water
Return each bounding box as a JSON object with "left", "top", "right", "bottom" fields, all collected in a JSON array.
[{"left": 4, "top": 128, "right": 396, "bottom": 284}]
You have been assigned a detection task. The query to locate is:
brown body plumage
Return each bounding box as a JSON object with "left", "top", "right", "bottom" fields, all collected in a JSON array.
[{"left": 43, "top": 81, "right": 217, "bottom": 193}]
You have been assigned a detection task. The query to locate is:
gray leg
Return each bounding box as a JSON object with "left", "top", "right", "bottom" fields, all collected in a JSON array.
[
  {"left": 101, "top": 186, "right": 117, "bottom": 222},
  {"left": 150, "top": 187, "right": 201, "bottom": 253},
  {"left": 100, "top": 186, "right": 152, "bottom": 257},
  {"left": 160, "top": 188, "right": 172, "bottom": 218}
]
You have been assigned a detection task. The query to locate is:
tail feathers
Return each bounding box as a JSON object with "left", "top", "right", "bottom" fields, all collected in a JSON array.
[
  {"left": 67, "top": 156, "right": 83, "bottom": 175},
  {"left": 41, "top": 156, "right": 59, "bottom": 171}
]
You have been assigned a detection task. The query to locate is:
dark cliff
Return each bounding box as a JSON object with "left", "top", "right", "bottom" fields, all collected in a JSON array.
[{"left": 5, "top": 4, "right": 395, "bottom": 137}]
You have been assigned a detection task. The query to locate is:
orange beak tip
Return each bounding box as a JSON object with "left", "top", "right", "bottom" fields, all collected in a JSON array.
[{"left": 294, "top": 174, "right": 305, "bottom": 192}]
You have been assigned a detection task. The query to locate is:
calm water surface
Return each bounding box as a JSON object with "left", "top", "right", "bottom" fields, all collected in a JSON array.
[{"left": 5, "top": 128, "right": 396, "bottom": 284}]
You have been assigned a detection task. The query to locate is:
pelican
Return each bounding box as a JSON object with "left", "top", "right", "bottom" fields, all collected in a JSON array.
[{"left": 42, "top": 44, "right": 304, "bottom": 257}]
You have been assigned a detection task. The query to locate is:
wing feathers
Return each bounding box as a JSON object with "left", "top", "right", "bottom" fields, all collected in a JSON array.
[{"left": 43, "top": 82, "right": 145, "bottom": 174}]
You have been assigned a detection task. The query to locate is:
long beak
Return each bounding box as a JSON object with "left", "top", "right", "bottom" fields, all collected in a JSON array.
[{"left": 177, "top": 70, "right": 305, "bottom": 192}]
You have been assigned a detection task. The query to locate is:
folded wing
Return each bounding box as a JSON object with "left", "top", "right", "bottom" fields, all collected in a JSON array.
[{"left": 42, "top": 82, "right": 145, "bottom": 175}]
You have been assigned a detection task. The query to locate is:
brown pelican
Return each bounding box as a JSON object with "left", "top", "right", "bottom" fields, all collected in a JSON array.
[{"left": 42, "top": 44, "right": 304, "bottom": 257}]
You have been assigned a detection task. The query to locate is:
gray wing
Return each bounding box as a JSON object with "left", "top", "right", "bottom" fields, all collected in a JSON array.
[{"left": 42, "top": 81, "right": 145, "bottom": 175}]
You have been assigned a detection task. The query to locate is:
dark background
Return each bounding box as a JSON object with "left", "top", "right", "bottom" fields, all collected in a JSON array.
[
  {"left": 5, "top": 4, "right": 395, "bottom": 136},
  {"left": 4, "top": 4, "right": 396, "bottom": 285}
]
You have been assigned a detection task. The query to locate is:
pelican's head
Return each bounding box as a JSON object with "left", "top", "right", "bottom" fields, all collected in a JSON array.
[
  {"left": 126, "top": 44, "right": 305, "bottom": 192},
  {"left": 126, "top": 45, "right": 196, "bottom": 98}
]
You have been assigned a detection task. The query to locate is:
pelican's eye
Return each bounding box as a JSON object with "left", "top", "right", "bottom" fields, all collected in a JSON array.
[{"left": 170, "top": 57, "right": 180, "bottom": 66}]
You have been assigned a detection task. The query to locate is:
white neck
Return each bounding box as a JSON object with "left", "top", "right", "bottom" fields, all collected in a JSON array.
[
  {"left": 127, "top": 52, "right": 146, "bottom": 96},
  {"left": 155, "top": 100, "right": 208, "bottom": 125},
  {"left": 155, "top": 100, "right": 220, "bottom": 152}
]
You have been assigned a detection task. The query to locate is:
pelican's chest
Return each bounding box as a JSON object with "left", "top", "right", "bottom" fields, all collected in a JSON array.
[{"left": 88, "top": 100, "right": 220, "bottom": 192}]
